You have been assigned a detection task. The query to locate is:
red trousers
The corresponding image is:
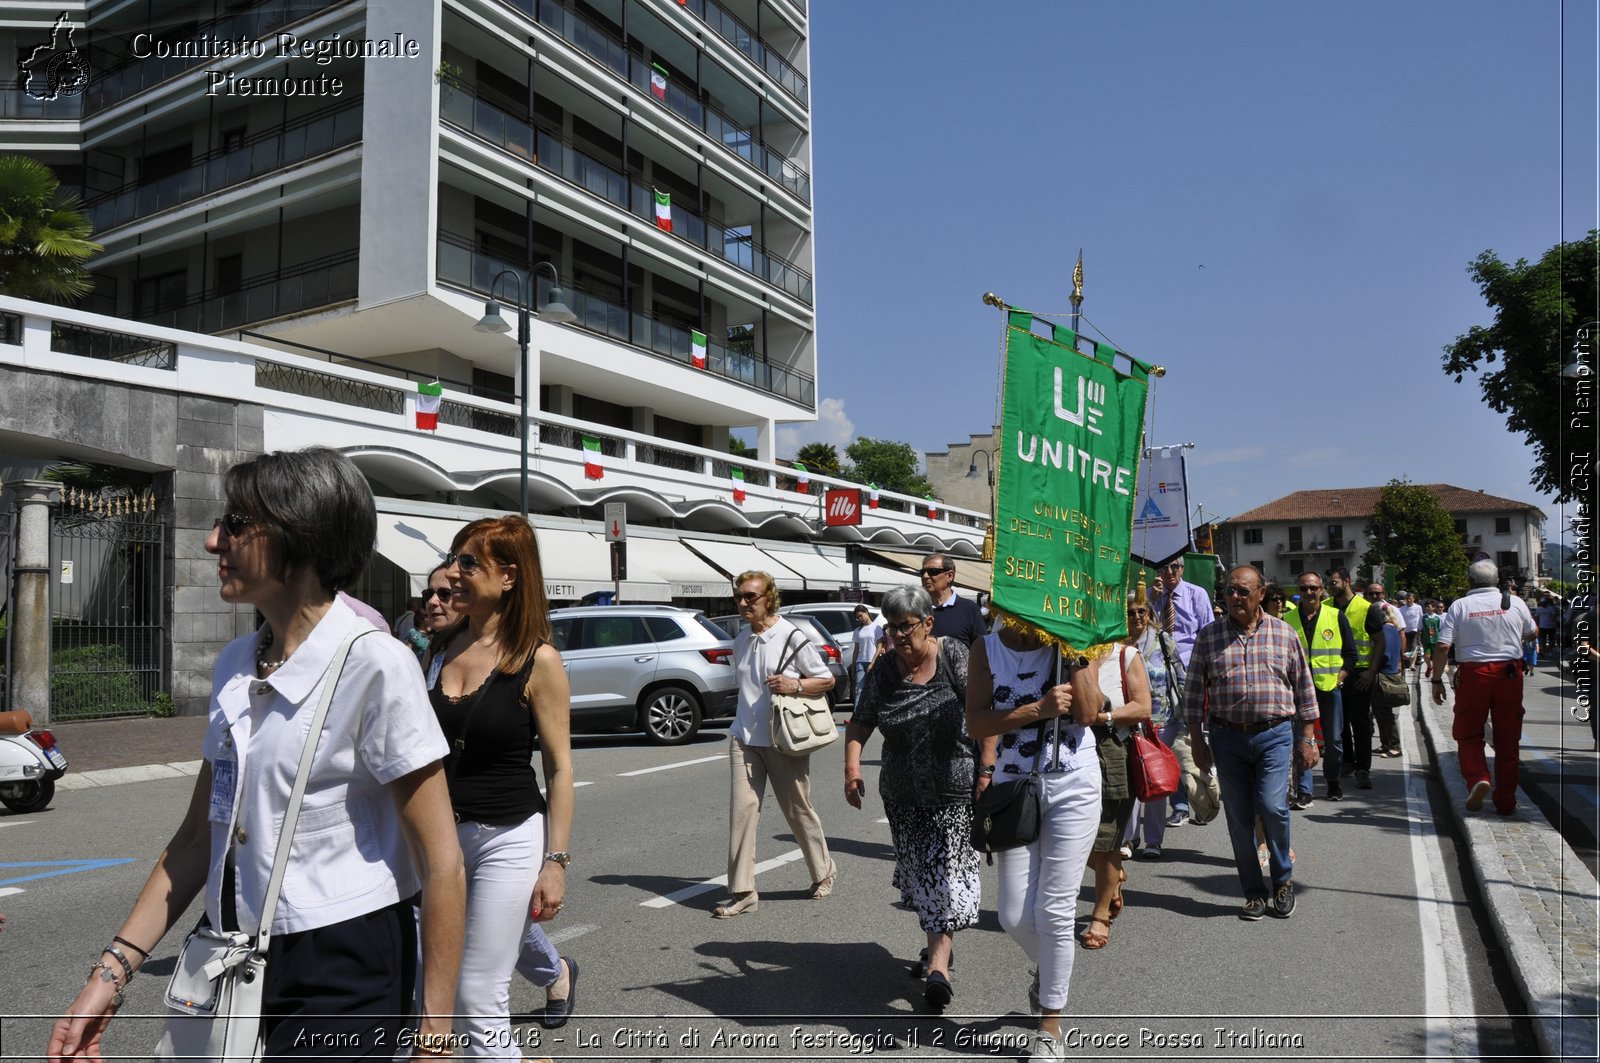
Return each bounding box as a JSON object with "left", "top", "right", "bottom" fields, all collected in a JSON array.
[{"left": 1451, "top": 661, "right": 1525, "bottom": 814}]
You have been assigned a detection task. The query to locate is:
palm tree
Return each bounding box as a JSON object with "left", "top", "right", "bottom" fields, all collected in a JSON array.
[
  {"left": 0, "top": 155, "right": 100, "bottom": 303},
  {"left": 795, "top": 442, "right": 841, "bottom": 477}
]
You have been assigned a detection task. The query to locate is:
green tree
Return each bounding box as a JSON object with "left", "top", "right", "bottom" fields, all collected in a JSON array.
[
  {"left": 843, "top": 437, "right": 934, "bottom": 497},
  {"left": 0, "top": 156, "right": 100, "bottom": 303},
  {"left": 1442, "top": 231, "right": 1600, "bottom": 501},
  {"left": 1359, "top": 481, "right": 1466, "bottom": 599},
  {"left": 727, "top": 436, "right": 756, "bottom": 459},
  {"left": 794, "top": 442, "right": 841, "bottom": 477}
]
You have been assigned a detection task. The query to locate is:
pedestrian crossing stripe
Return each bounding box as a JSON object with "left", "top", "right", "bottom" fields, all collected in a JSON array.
[{"left": 0, "top": 858, "right": 135, "bottom": 888}]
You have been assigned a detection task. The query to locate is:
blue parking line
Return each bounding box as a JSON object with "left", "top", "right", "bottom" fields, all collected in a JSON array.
[{"left": 0, "top": 858, "right": 135, "bottom": 887}]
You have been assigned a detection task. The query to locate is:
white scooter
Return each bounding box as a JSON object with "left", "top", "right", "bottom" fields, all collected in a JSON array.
[{"left": 0, "top": 709, "right": 67, "bottom": 813}]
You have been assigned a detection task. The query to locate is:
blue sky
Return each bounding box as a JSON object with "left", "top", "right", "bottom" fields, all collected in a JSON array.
[{"left": 793, "top": 0, "right": 1596, "bottom": 530}]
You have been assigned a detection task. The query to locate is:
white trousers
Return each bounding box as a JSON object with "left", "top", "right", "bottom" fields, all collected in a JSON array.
[
  {"left": 454, "top": 815, "right": 544, "bottom": 1059},
  {"left": 995, "top": 764, "right": 1101, "bottom": 1012}
]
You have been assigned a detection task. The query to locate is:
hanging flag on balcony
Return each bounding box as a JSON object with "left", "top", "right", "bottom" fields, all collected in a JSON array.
[
  {"left": 582, "top": 435, "right": 605, "bottom": 479},
  {"left": 794, "top": 462, "right": 810, "bottom": 491},
  {"left": 730, "top": 467, "right": 746, "bottom": 504},
  {"left": 867, "top": 483, "right": 880, "bottom": 509},
  {"left": 926, "top": 496, "right": 939, "bottom": 520},
  {"left": 653, "top": 189, "right": 673, "bottom": 232},
  {"left": 650, "top": 63, "right": 668, "bottom": 101},
  {"left": 416, "top": 381, "right": 443, "bottom": 431},
  {"left": 691, "top": 329, "right": 707, "bottom": 369}
]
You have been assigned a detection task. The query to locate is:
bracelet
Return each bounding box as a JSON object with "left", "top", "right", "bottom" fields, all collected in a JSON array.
[
  {"left": 977, "top": 764, "right": 995, "bottom": 777},
  {"left": 102, "top": 944, "right": 136, "bottom": 985},
  {"left": 544, "top": 851, "right": 572, "bottom": 869},
  {"left": 414, "top": 1032, "right": 453, "bottom": 1056},
  {"left": 87, "top": 961, "right": 127, "bottom": 1010},
  {"left": 112, "top": 935, "right": 151, "bottom": 961},
  {"left": 1298, "top": 739, "right": 1317, "bottom": 747}
]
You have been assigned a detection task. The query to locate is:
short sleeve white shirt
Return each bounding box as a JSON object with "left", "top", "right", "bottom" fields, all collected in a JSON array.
[
  {"left": 203, "top": 598, "right": 449, "bottom": 935},
  {"left": 851, "top": 622, "right": 882, "bottom": 666},
  {"left": 1399, "top": 603, "right": 1423, "bottom": 633},
  {"left": 1438, "top": 588, "right": 1537, "bottom": 662},
  {"left": 730, "top": 616, "right": 830, "bottom": 747}
]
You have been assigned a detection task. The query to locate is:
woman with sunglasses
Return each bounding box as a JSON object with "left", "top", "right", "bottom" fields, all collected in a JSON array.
[
  {"left": 1122, "top": 587, "right": 1185, "bottom": 860},
  {"left": 713, "top": 571, "right": 836, "bottom": 919},
  {"left": 1262, "top": 586, "right": 1287, "bottom": 619},
  {"left": 426, "top": 517, "right": 576, "bottom": 1058},
  {"left": 844, "top": 585, "right": 980, "bottom": 1012},
  {"left": 422, "top": 563, "right": 457, "bottom": 634},
  {"left": 49, "top": 448, "right": 467, "bottom": 1061}
]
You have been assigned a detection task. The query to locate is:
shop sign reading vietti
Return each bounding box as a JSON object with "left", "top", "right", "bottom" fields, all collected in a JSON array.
[{"left": 990, "top": 311, "right": 1151, "bottom": 654}]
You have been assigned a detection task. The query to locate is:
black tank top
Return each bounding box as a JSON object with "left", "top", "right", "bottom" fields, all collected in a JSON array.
[{"left": 428, "top": 649, "right": 546, "bottom": 825}]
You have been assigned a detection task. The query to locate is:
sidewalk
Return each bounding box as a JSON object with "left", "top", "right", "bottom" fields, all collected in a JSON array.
[
  {"left": 1416, "top": 670, "right": 1599, "bottom": 1061},
  {"left": 49, "top": 713, "right": 207, "bottom": 788}
]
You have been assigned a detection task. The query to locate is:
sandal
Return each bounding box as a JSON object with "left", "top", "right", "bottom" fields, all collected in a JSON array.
[
  {"left": 711, "top": 892, "right": 758, "bottom": 918},
  {"left": 1080, "top": 916, "right": 1110, "bottom": 949}
]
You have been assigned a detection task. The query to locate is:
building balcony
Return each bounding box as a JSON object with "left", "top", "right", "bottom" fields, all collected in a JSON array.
[
  {"left": 0, "top": 80, "right": 84, "bottom": 120},
  {"left": 1276, "top": 542, "right": 1351, "bottom": 556},
  {"left": 89, "top": 247, "right": 358, "bottom": 334},
  {"left": 84, "top": 99, "right": 361, "bottom": 234},
  {"left": 673, "top": 0, "right": 808, "bottom": 107},
  {"left": 436, "top": 235, "right": 816, "bottom": 410},
  {"left": 84, "top": 0, "right": 345, "bottom": 116},
  {"left": 496, "top": 0, "right": 811, "bottom": 204},
  {"left": 440, "top": 90, "right": 813, "bottom": 305}
]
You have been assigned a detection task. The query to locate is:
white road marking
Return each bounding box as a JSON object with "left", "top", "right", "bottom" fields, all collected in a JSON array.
[
  {"left": 617, "top": 754, "right": 723, "bottom": 777},
  {"left": 1522, "top": 743, "right": 1600, "bottom": 808},
  {"left": 640, "top": 849, "right": 804, "bottom": 908},
  {"left": 875, "top": 817, "right": 889, "bottom": 824},
  {"left": 1402, "top": 739, "right": 1480, "bottom": 1060},
  {"left": 545, "top": 923, "right": 597, "bottom": 946},
  {"left": 572, "top": 781, "right": 594, "bottom": 788},
  {"left": 0, "top": 887, "right": 23, "bottom": 898}
]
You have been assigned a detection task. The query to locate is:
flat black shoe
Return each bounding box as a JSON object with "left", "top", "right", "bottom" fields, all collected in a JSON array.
[
  {"left": 539, "top": 956, "right": 578, "bottom": 1029},
  {"left": 923, "top": 970, "right": 953, "bottom": 1012}
]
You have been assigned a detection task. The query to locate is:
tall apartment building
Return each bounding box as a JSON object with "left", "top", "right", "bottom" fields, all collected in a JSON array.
[{"left": 0, "top": 1, "right": 988, "bottom": 713}]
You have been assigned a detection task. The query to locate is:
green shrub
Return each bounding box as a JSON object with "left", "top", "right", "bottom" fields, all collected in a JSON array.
[{"left": 51, "top": 643, "right": 151, "bottom": 720}]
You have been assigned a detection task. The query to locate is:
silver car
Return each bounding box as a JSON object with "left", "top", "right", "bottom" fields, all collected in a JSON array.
[
  {"left": 711, "top": 611, "right": 849, "bottom": 705},
  {"left": 549, "top": 605, "right": 737, "bottom": 745}
]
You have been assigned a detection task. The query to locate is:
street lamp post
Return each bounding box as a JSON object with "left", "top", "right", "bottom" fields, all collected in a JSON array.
[
  {"left": 473, "top": 262, "right": 577, "bottom": 517},
  {"left": 965, "top": 448, "right": 995, "bottom": 486}
]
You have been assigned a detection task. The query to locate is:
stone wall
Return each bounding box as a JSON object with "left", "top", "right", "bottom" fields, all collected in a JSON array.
[{"left": 925, "top": 428, "right": 999, "bottom": 517}]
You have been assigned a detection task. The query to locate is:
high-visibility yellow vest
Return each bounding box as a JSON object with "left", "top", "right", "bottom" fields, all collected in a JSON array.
[
  {"left": 1287, "top": 603, "right": 1345, "bottom": 691},
  {"left": 1340, "top": 596, "right": 1373, "bottom": 668}
]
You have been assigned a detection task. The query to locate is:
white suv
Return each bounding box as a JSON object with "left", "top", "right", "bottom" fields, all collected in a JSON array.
[
  {"left": 549, "top": 605, "right": 737, "bottom": 745},
  {"left": 781, "top": 603, "right": 882, "bottom": 652}
]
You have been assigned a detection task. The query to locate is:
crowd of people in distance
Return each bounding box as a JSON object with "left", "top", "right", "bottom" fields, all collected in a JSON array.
[{"left": 44, "top": 452, "right": 1561, "bottom": 1063}]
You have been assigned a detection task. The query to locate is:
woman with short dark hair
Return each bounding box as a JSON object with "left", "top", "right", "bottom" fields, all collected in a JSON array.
[{"left": 49, "top": 447, "right": 466, "bottom": 1060}]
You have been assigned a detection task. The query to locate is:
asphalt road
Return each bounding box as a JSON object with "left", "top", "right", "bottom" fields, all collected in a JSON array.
[{"left": 0, "top": 716, "right": 1540, "bottom": 1061}]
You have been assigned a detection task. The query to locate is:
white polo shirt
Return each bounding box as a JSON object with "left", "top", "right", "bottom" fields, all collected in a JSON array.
[
  {"left": 729, "top": 616, "right": 829, "bottom": 747},
  {"left": 203, "top": 598, "right": 448, "bottom": 935},
  {"left": 1438, "top": 587, "right": 1537, "bottom": 662}
]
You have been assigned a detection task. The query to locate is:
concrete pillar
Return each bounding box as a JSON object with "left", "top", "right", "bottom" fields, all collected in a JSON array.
[
  {"left": 11, "top": 480, "right": 60, "bottom": 724},
  {"left": 756, "top": 417, "right": 776, "bottom": 462}
]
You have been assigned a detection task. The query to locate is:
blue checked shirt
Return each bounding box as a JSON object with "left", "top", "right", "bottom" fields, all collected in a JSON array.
[{"left": 1181, "top": 611, "right": 1319, "bottom": 727}]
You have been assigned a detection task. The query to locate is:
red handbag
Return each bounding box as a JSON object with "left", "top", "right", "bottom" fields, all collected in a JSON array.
[{"left": 1121, "top": 646, "right": 1180, "bottom": 800}]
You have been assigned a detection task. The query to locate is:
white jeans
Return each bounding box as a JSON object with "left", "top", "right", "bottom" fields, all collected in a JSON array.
[
  {"left": 995, "top": 764, "right": 1101, "bottom": 1012},
  {"left": 454, "top": 815, "right": 545, "bottom": 1059}
]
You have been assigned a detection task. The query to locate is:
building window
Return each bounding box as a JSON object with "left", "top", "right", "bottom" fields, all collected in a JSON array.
[
  {"left": 1495, "top": 516, "right": 1511, "bottom": 534},
  {"left": 221, "top": 126, "right": 246, "bottom": 153},
  {"left": 1289, "top": 560, "right": 1304, "bottom": 576},
  {"left": 1288, "top": 526, "right": 1303, "bottom": 551},
  {"left": 214, "top": 255, "right": 242, "bottom": 295},
  {"left": 1454, "top": 519, "right": 1468, "bottom": 536},
  {"left": 1243, "top": 528, "right": 1262, "bottom": 545},
  {"left": 136, "top": 270, "right": 186, "bottom": 315},
  {"left": 473, "top": 367, "right": 514, "bottom": 405},
  {"left": 1327, "top": 524, "right": 1343, "bottom": 550},
  {"left": 1497, "top": 551, "right": 1519, "bottom": 576}
]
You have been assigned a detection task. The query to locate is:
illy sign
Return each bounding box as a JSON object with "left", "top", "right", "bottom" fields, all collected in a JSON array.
[{"left": 824, "top": 488, "right": 862, "bottom": 526}]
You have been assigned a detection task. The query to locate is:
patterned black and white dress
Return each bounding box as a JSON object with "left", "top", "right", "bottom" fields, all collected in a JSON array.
[{"left": 851, "top": 638, "right": 980, "bottom": 934}]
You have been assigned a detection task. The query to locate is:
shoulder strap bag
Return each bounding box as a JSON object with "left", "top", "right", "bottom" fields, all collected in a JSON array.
[
  {"left": 1123, "top": 645, "right": 1181, "bottom": 801},
  {"left": 155, "top": 629, "right": 371, "bottom": 1062},
  {"left": 970, "top": 665, "right": 1059, "bottom": 863},
  {"left": 769, "top": 628, "right": 839, "bottom": 757}
]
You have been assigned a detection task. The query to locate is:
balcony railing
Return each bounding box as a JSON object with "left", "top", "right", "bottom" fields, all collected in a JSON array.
[
  {"left": 85, "top": 0, "right": 340, "bottom": 115},
  {"left": 492, "top": 0, "right": 810, "bottom": 204},
  {"left": 0, "top": 81, "right": 84, "bottom": 120},
  {"left": 97, "top": 247, "right": 359, "bottom": 334},
  {"left": 677, "top": 0, "right": 808, "bottom": 106},
  {"left": 436, "top": 236, "right": 815, "bottom": 409},
  {"left": 440, "top": 90, "right": 813, "bottom": 304},
  {"left": 51, "top": 322, "right": 176, "bottom": 369},
  {"left": 85, "top": 100, "right": 362, "bottom": 232},
  {"left": 256, "top": 362, "right": 403, "bottom": 415}
]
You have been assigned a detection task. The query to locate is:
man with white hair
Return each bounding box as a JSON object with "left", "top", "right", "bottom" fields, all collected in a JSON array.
[{"left": 1431, "top": 561, "right": 1538, "bottom": 815}]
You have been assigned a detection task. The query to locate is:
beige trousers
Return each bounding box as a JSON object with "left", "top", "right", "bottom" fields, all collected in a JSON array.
[{"left": 726, "top": 738, "right": 832, "bottom": 893}]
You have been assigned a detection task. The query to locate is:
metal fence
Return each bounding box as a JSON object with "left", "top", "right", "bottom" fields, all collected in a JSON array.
[{"left": 49, "top": 497, "right": 167, "bottom": 720}]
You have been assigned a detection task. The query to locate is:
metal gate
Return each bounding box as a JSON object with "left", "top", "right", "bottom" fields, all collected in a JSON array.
[{"left": 50, "top": 490, "right": 167, "bottom": 721}]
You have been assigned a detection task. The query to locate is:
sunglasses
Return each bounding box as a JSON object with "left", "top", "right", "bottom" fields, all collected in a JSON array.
[
  {"left": 1223, "top": 585, "right": 1255, "bottom": 597},
  {"left": 736, "top": 591, "right": 763, "bottom": 604},
  {"left": 422, "top": 587, "right": 452, "bottom": 603},
  {"left": 445, "top": 551, "right": 504, "bottom": 574},
  {"left": 887, "top": 617, "right": 928, "bottom": 636},
  {"left": 1298, "top": 584, "right": 1322, "bottom": 592},
  {"left": 919, "top": 567, "right": 953, "bottom": 578},
  {"left": 211, "top": 513, "right": 256, "bottom": 538}
]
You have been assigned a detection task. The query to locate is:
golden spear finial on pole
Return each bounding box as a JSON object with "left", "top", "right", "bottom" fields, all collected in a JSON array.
[{"left": 1070, "top": 248, "right": 1084, "bottom": 333}]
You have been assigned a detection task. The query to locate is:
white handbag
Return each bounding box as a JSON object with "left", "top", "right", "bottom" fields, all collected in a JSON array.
[
  {"left": 770, "top": 631, "right": 838, "bottom": 757},
  {"left": 154, "top": 630, "right": 369, "bottom": 1062}
]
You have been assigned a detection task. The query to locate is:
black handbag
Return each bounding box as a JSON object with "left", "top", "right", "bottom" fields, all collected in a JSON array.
[{"left": 970, "top": 715, "right": 1059, "bottom": 859}]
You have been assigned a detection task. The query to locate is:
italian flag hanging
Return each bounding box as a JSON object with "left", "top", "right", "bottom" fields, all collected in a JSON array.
[
  {"left": 794, "top": 462, "right": 809, "bottom": 491},
  {"left": 650, "top": 63, "right": 668, "bottom": 100},
  {"left": 416, "top": 381, "right": 443, "bottom": 431},
  {"left": 691, "top": 329, "right": 707, "bottom": 369},
  {"left": 653, "top": 189, "right": 673, "bottom": 232},
  {"left": 730, "top": 468, "right": 746, "bottom": 504},
  {"left": 926, "top": 496, "right": 939, "bottom": 520},
  {"left": 582, "top": 435, "right": 605, "bottom": 480},
  {"left": 867, "top": 483, "right": 880, "bottom": 509}
]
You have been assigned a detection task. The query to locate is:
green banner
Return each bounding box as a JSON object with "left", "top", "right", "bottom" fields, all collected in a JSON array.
[{"left": 991, "top": 311, "right": 1151, "bottom": 654}]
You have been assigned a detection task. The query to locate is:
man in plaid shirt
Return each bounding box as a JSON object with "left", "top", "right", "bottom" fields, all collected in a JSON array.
[{"left": 1185, "top": 565, "right": 1319, "bottom": 921}]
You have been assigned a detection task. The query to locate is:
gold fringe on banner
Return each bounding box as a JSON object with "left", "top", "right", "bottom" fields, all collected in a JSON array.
[{"left": 986, "top": 606, "right": 1119, "bottom": 664}]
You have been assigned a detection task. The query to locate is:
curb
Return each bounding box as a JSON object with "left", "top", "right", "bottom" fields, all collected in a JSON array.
[
  {"left": 1415, "top": 678, "right": 1599, "bottom": 1061},
  {"left": 57, "top": 760, "right": 203, "bottom": 789}
]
